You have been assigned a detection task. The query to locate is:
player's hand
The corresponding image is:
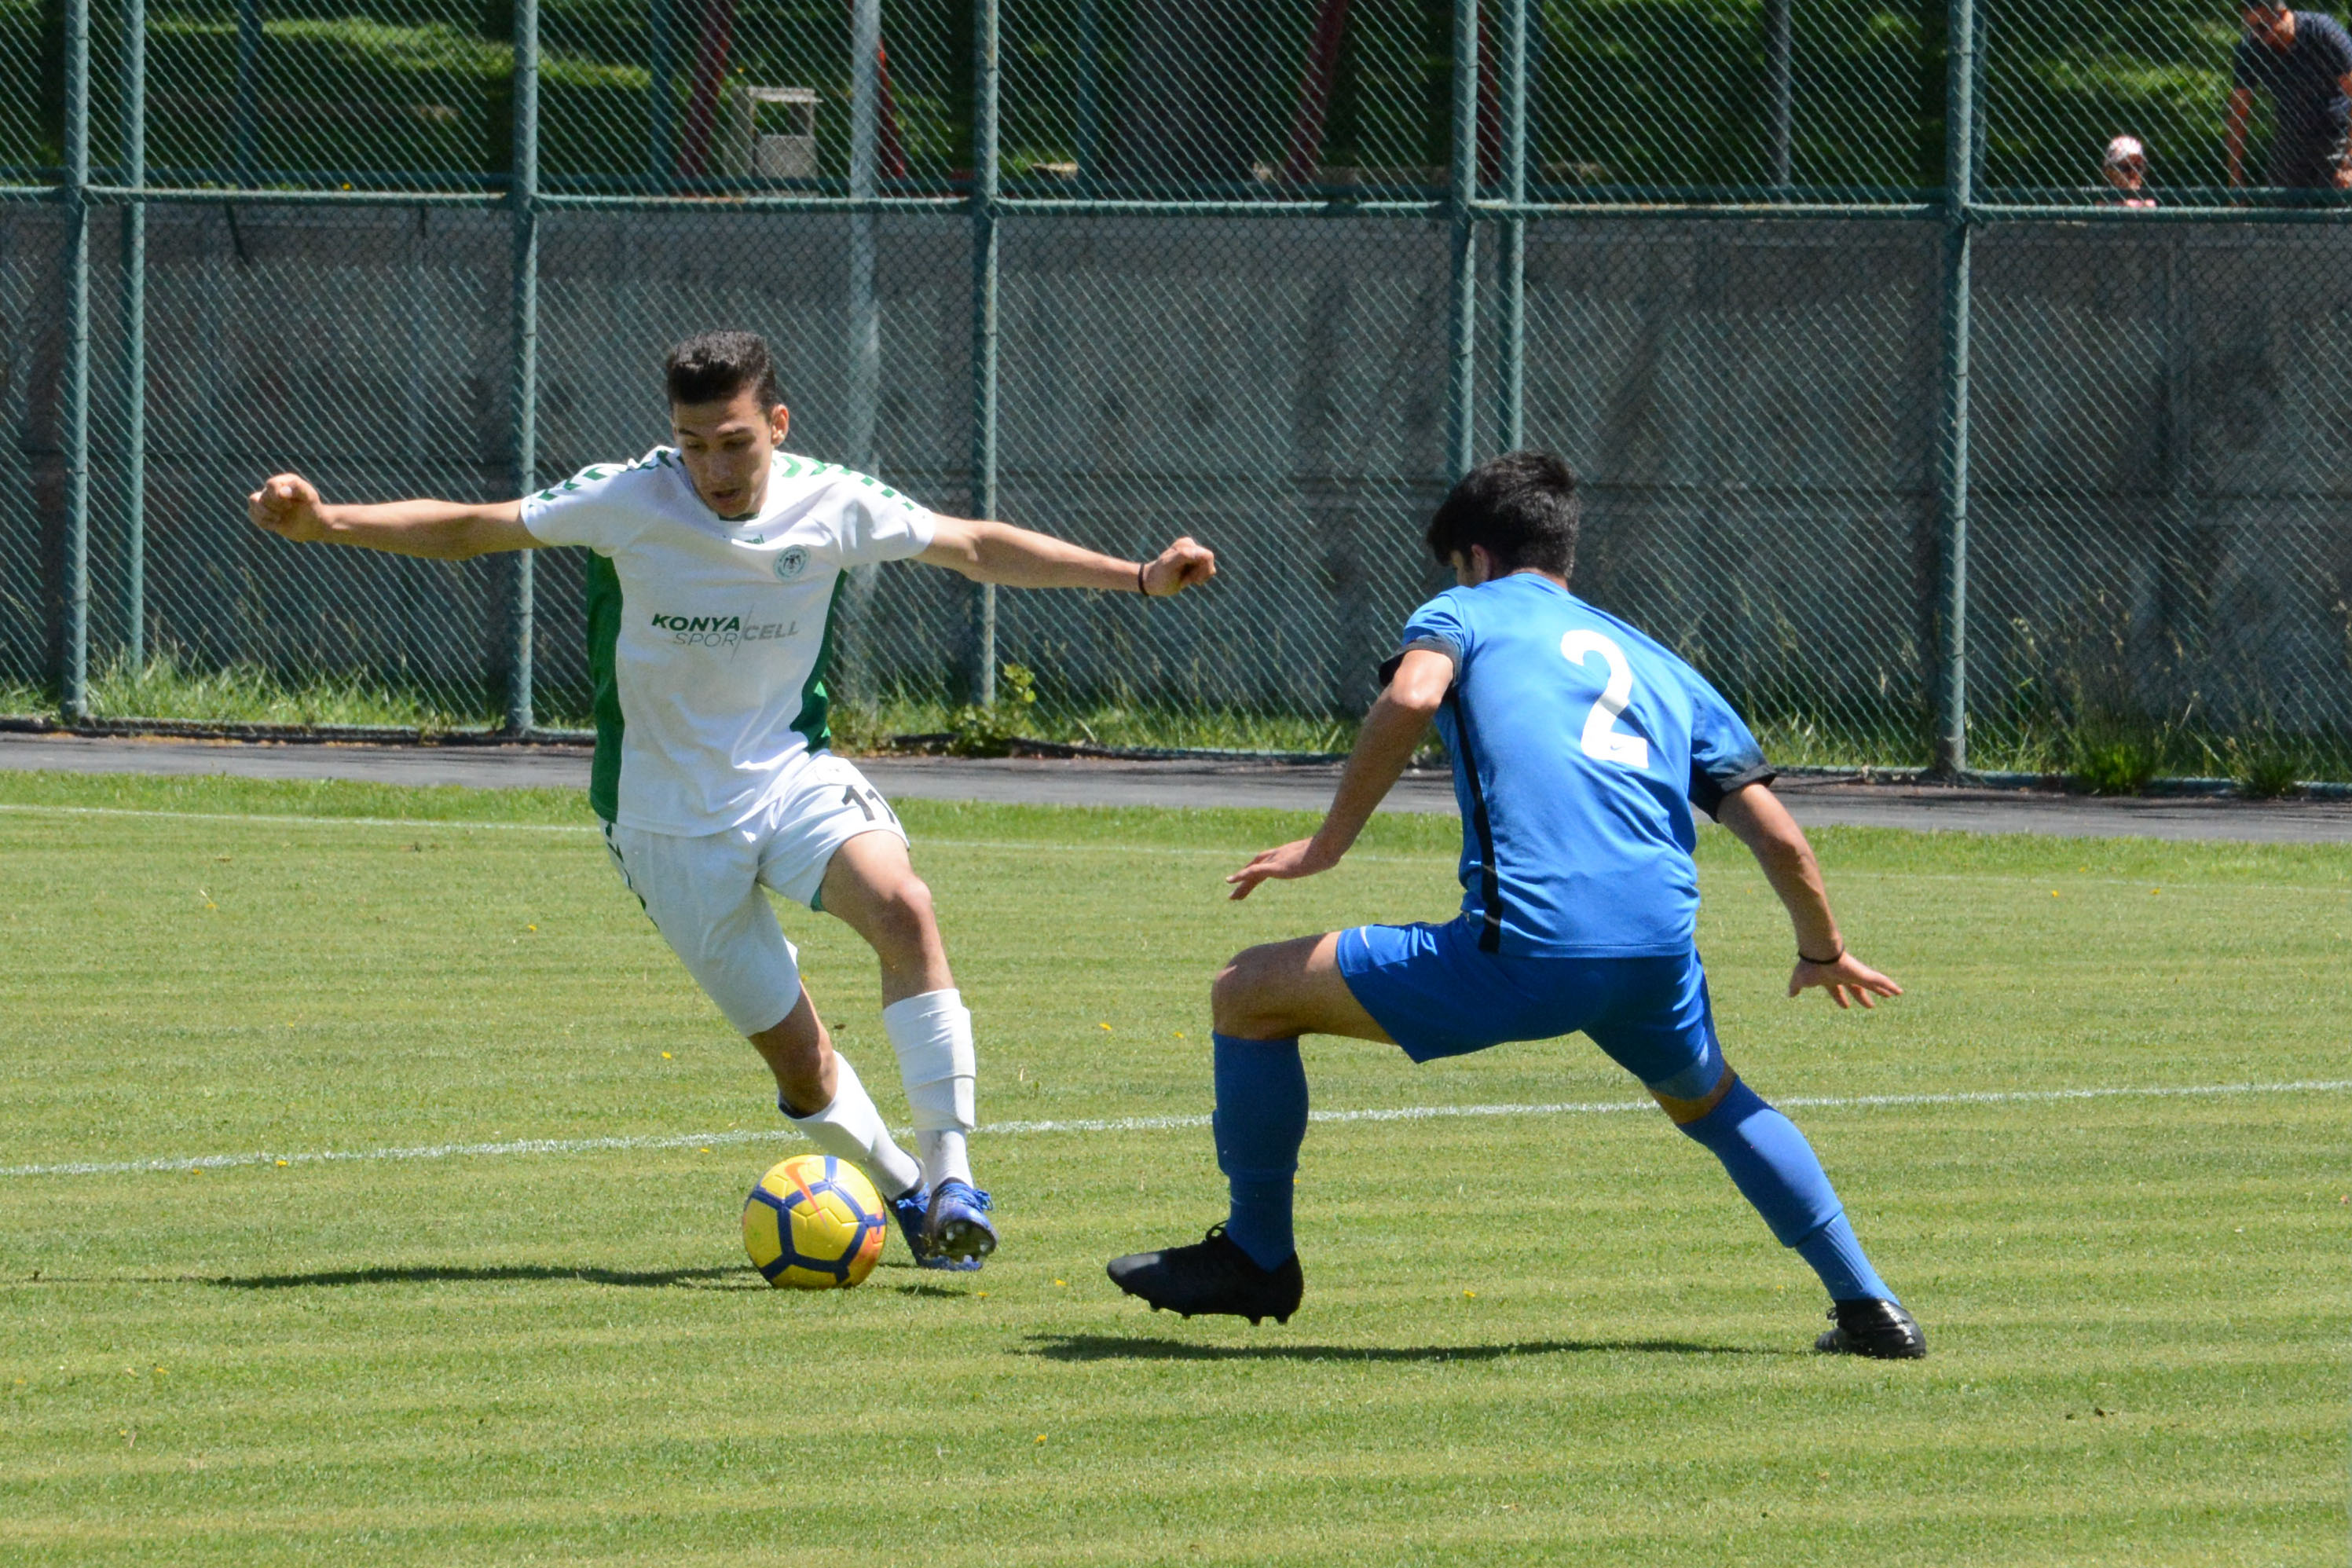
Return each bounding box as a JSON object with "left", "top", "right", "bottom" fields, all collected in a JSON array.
[
  {"left": 247, "top": 473, "right": 331, "bottom": 544},
  {"left": 1788, "top": 951, "right": 1903, "bottom": 1010},
  {"left": 1141, "top": 537, "right": 1216, "bottom": 598},
  {"left": 1225, "top": 837, "right": 1337, "bottom": 900}
]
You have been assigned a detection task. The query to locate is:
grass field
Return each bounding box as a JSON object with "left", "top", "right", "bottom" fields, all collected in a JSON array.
[{"left": 0, "top": 771, "right": 2343, "bottom": 1564}]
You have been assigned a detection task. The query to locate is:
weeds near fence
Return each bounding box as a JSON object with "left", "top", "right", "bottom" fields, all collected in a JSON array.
[
  {"left": 2221, "top": 730, "right": 2303, "bottom": 799},
  {"left": 1962, "top": 599, "right": 2352, "bottom": 789},
  {"left": 1743, "top": 711, "right": 1929, "bottom": 773},
  {"left": 0, "top": 652, "right": 517, "bottom": 732},
  {"left": 2071, "top": 735, "right": 2163, "bottom": 797},
  {"left": 920, "top": 662, "right": 1043, "bottom": 757},
  {"left": 832, "top": 680, "right": 1360, "bottom": 757}
]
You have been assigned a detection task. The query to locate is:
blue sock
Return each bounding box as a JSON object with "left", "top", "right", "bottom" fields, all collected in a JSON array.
[
  {"left": 1793, "top": 1213, "right": 1894, "bottom": 1304},
  {"left": 1676, "top": 1077, "right": 1891, "bottom": 1301},
  {"left": 1211, "top": 1032, "right": 1307, "bottom": 1270}
]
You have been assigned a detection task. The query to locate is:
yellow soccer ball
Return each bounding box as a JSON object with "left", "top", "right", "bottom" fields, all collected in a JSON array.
[{"left": 742, "top": 1154, "right": 888, "bottom": 1289}]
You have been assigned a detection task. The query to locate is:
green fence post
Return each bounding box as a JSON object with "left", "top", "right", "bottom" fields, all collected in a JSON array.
[
  {"left": 648, "top": 0, "right": 674, "bottom": 189},
  {"left": 848, "top": 0, "right": 881, "bottom": 470},
  {"left": 507, "top": 0, "right": 538, "bottom": 735},
  {"left": 969, "top": 0, "right": 999, "bottom": 708},
  {"left": 1766, "top": 0, "right": 1792, "bottom": 189},
  {"left": 1497, "top": 0, "right": 1526, "bottom": 452},
  {"left": 1933, "top": 0, "right": 1973, "bottom": 776},
  {"left": 233, "top": 0, "right": 262, "bottom": 186},
  {"left": 1076, "top": 0, "right": 1101, "bottom": 188},
  {"left": 1445, "top": 0, "right": 1480, "bottom": 485},
  {"left": 123, "top": 0, "right": 147, "bottom": 673},
  {"left": 60, "top": 0, "right": 90, "bottom": 719},
  {"left": 1969, "top": 1, "right": 1987, "bottom": 190}
]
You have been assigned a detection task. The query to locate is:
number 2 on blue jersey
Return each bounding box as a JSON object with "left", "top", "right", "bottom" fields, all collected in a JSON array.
[{"left": 1560, "top": 630, "right": 1650, "bottom": 769}]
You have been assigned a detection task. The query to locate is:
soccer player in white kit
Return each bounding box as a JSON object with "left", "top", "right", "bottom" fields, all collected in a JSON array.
[{"left": 246, "top": 329, "right": 1217, "bottom": 1270}]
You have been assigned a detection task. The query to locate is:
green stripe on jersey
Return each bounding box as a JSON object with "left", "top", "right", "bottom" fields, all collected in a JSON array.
[
  {"left": 584, "top": 551, "right": 625, "bottom": 822},
  {"left": 790, "top": 574, "right": 850, "bottom": 754}
]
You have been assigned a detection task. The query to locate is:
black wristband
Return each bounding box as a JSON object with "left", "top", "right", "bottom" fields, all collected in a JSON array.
[
  {"left": 1798, "top": 946, "right": 1845, "bottom": 965},
  {"left": 1137, "top": 561, "right": 1150, "bottom": 598}
]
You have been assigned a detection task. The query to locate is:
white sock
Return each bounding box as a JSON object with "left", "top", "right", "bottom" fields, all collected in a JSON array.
[
  {"left": 918, "top": 1130, "right": 972, "bottom": 1190},
  {"left": 884, "top": 988, "right": 976, "bottom": 1191},
  {"left": 780, "top": 1051, "right": 921, "bottom": 1200}
]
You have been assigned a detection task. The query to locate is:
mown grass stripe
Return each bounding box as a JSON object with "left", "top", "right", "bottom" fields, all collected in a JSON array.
[
  {"left": 5, "top": 1079, "right": 2343, "bottom": 1180},
  {"left": 0, "top": 802, "right": 597, "bottom": 833},
  {"left": 0, "top": 801, "right": 1389, "bottom": 861}
]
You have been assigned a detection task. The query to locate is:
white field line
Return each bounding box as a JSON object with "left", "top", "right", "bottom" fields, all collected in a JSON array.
[
  {"left": 10, "top": 804, "right": 2347, "bottom": 893},
  {"left": 0, "top": 800, "right": 2258, "bottom": 889},
  {"left": 5, "top": 1079, "right": 2345, "bottom": 1181}
]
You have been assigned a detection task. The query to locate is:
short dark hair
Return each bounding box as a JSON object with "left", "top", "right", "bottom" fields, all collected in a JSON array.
[
  {"left": 1425, "top": 450, "right": 1581, "bottom": 579},
  {"left": 664, "top": 329, "right": 781, "bottom": 408}
]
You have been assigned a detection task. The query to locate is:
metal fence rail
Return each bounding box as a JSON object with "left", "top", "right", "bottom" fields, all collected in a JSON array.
[{"left": 5, "top": 0, "right": 2350, "bottom": 781}]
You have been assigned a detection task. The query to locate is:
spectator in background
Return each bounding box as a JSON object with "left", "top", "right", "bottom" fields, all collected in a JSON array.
[
  {"left": 2226, "top": 3, "right": 2352, "bottom": 190},
  {"left": 2105, "top": 135, "right": 2158, "bottom": 204}
]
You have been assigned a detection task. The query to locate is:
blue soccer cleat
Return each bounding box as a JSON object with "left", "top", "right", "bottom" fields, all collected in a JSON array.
[
  {"left": 922, "top": 1179, "right": 998, "bottom": 1271},
  {"left": 889, "top": 1186, "right": 934, "bottom": 1265}
]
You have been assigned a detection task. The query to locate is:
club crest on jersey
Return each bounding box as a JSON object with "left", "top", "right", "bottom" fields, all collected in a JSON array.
[{"left": 775, "top": 546, "right": 809, "bottom": 581}]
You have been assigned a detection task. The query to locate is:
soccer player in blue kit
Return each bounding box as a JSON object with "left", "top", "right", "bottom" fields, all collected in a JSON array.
[{"left": 1108, "top": 452, "right": 1926, "bottom": 1358}]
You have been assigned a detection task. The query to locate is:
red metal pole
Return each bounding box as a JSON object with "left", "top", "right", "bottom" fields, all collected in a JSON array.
[
  {"left": 677, "top": 0, "right": 739, "bottom": 178},
  {"left": 877, "top": 39, "right": 907, "bottom": 178},
  {"left": 1280, "top": 0, "right": 1354, "bottom": 184}
]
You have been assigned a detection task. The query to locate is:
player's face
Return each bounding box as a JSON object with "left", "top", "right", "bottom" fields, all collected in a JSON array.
[
  {"left": 2243, "top": 4, "right": 2292, "bottom": 46},
  {"left": 671, "top": 388, "right": 790, "bottom": 518}
]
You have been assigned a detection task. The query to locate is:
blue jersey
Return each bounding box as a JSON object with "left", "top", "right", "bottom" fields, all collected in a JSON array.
[{"left": 1392, "top": 573, "right": 1774, "bottom": 958}]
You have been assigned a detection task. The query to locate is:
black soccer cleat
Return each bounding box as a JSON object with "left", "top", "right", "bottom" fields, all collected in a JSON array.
[
  {"left": 1815, "top": 1298, "right": 1928, "bottom": 1359},
  {"left": 1105, "top": 1223, "right": 1304, "bottom": 1325}
]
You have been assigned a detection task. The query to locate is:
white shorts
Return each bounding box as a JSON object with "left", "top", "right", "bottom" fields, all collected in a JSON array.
[{"left": 602, "top": 753, "right": 908, "bottom": 1036}]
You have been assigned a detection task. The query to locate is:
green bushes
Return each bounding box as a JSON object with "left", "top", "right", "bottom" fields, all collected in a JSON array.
[{"left": 0, "top": 0, "right": 2273, "bottom": 193}]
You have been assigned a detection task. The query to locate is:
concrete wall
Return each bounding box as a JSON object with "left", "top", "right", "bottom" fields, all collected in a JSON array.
[{"left": 4, "top": 205, "right": 2347, "bottom": 746}]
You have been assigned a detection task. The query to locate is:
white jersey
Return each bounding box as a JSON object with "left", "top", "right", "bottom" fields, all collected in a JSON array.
[{"left": 521, "top": 447, "right": 937, "bottom": 833}]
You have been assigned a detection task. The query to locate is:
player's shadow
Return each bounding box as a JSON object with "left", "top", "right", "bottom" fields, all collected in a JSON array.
[
  {"left": 1027, "top": 1333, "right": 1774, "bottom": 1363},
  {"left": 207, "top": 1263, "right": 753, "bottom": 1291}
]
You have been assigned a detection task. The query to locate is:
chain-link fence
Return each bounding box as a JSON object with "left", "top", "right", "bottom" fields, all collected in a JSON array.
[{"left": 6, "top": 0, "right": 2352, "bottom": 782}]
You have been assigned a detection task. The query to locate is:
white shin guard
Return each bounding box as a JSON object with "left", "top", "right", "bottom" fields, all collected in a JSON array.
[
  {"left": 782, "top": 1051, "right": 922, "bottom": 1200},
  {"left": 883, "top": 988, "right": 976, "bottom": 1190}
]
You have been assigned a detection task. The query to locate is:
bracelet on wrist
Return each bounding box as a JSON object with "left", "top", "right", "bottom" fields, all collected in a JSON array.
[
  {"left": 1137, "top": 561, "right": 1151, "bottom": 598},
  {"left": 1798, "top": 945, "right": 1845, "bottom": 965}
]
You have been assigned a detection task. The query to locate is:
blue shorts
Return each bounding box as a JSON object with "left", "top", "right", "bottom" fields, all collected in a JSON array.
[{"left": 1335, "top": 918, "right": 1723, "bottom": 1095}]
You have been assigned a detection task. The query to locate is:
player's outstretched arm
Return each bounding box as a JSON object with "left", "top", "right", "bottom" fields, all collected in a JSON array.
[
  {"left": 1716, "top": 783, "right": 1903, "bottom": 1009},
  {"left": 246, "top": 473, "right": 537, "bottom": 560},
  {"left": 1227, "top": 647, "right": 1452, "bottom": 900},
  {"left": 917, "top": 515, "right": 1214, "bottom": 597}
]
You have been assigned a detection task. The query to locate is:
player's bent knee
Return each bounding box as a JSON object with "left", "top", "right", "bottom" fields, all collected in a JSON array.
[
  {"left": 1648, "top": 1061, "right": 1738, "bottom": 1127},
  {"left": 885, "top": 874, "right": 935, "bottom": 930},
  {"left": 863, "top": 874, "right": 938, "bottom": 960},
  {"left": 1211, "top": 945, "right": 1291, "bottom": 1039}
]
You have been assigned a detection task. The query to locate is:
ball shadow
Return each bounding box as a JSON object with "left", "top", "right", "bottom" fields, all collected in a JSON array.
[
  {"left": 1026, "top": 1333, "right": 1782, "bottom": 1363},
  {"left": 206, "top": 1263, "right": 750, "bottom": 1290}
]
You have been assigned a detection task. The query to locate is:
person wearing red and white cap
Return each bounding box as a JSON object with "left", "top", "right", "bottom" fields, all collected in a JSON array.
[{"left": 2105, "top": 135, "right": 2158, "bottom": 206}]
